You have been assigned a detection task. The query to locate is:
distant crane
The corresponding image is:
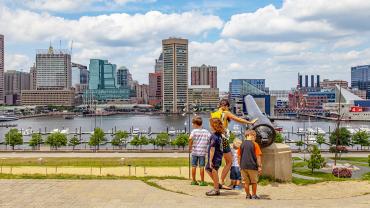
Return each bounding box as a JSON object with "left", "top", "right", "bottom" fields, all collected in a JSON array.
[{"left": 70, "top": 40, "right": 74, "bottom": 57}]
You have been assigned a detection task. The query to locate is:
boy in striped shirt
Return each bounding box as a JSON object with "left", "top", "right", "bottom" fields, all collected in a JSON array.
[{"left": 189, "top": 116, "right": 211, "bottom": 186}]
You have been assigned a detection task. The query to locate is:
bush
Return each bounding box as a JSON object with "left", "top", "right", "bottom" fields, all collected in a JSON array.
[
  {"left": 329, "top": 145, "right": 348, "bottom": 153},
  {"left": 368, "top": 155, "right": 370, "bottom": 167},
  {"left": 332, "top": 167, "right": 352, "bottom": 178}
]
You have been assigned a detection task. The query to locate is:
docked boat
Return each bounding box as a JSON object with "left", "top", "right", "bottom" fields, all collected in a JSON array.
[
  {"left": 0, "top": 115, "right": 18, "bottom": 122},
  {"left": 232, "top": 125, "right": 242, "bottom": 135},
  {"left": 21, "top": 128, "right": 33, "bottom": 136},
  {"left": 358, "top": 126, "right": 370, "bottom": 133},
  {"left": 132, "top": 128, "right": 140, "bottom": 135},
  {"left": 307, "top": 135, "right": 317, "bottom": 144},
  {"left": 296, "top": 128, "right": 306, "bottom": 134},
  {"left": 60, "top": 128, "right": 69, "bottom": 134},
  {"left": 63, "top": 115, "right": 74, "bottom": 120},
  {"left": 344, "top": 126, "right": 358, "bottom": 134},
  {"left": 306, "top": 128, "right": 315, "bottom": 135},
  {"left": 168, "top": 127, "right": 176, "bottom": 136}
]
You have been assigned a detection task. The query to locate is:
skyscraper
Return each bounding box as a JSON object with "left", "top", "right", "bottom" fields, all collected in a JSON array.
[
  {"left": 0, "top": 34, "right": 4, "bottom": 104},
  {"left": 351, "top": 65, "right": 370, "bottom": 99},
  {"left": 162, "top": 38, "right": 188, "bottom": 113},
  {"left": 89, "top": 59, "right": 117, "bottom": 90},
  {"left": 191, "top": 64, "right": 217, "bottom": 88},
  {"left": 36, "top": 46, "right": 71, "bottom": 90},
  {"left": 155, "top": 53, "right": 163, "bottom": 73},
  {"left": 149, "top": 72, "right": 162, "bottom": 106},
  {"left": 30, "top": 64, "right": 37, "bottom": 90},
  {"left": 117, "top": 66, "right": 133, "bottom": 89},
  {"left": 4, "top": 70, "right": 30, "bottom": 105}
]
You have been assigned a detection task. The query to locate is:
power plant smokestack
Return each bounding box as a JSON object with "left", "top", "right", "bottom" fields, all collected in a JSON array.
[
  {"left": 317, "top": 75, "right": 320, "bottom": 87},
  {"left": 311, "top": 75, "right": 314, "bottom": 88},
  {"left": 305, "top": 75, "right": 308, "bottom": 88},
  {"left": 298, "top": 74, "right": 303, "bottom": 88}
]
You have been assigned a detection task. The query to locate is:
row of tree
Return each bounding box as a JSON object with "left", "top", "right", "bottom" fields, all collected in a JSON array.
[
  {"left": 3, "top": 128, "right": 189, "bottom": 151},
  {"left": 275, "top": 127, "right": 370, "bottom": 150}
]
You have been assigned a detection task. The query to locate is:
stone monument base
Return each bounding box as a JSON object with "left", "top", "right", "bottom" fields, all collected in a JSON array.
[{"left": 261, "top": 143, "right": 292, "bottom": 182}]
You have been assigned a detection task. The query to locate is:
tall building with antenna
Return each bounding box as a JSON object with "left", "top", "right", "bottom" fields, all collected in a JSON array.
[{"left": 0, "top": 34, "right": 4, "bottom": 104}]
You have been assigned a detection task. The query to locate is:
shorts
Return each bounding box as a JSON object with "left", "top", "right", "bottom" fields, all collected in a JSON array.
[
  {"left": 241, "top": 169, "right": 259, "bottom": 184},
  {"left": 222, "top": 137, "right": 231, "bottom": 153},
  {"left": 205, "top": 160, "right": 221, "bottom": 172},
  {"left": 191, "top": 155, "right": 206, "bottom": 167},
  {"left": 230, "top": 166, "right": 241, "bottom": 180}
]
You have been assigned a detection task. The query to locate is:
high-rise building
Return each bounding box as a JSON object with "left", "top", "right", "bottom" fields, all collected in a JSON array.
[
  {"left": 149, "top": 72, "right": 162, "bottom": 106},
  {"left": 351, "top": 65, "right": 370, "bottom": 99},
  {"left": 89, "top": 59, "right": 116, "bottom": 90},
  {"left": 188, "top": 85, "right": 219, "bottom": 111},
  {"left": 117, "top": 66, "right": 133, "bottom": 89},
  {"left": 229, "top": 79, "right": 266, "bottom": 101},
  {"left": 155, "top": 53, "right": 163, "bottom": 73},
  {"left": 0, "top": 34, "right": 4, "bottom": 104},
  {"left": 36, "top": 46, "right": 71, "bottom": 90},
  {"left": 72, "top": 63, "right": 88, "bottom": 94},
  {"left": 4, "top": 70, "right": 30, "bottom": 105},
  {"left": 162, "top": 38, "right": 188, "bottom": 113},
  {"left": 133, "top": 83, "right": 149, "bottom": 104},
  {"left": 84, "top": 59, "right": 129, "bottom": 103},
  {"left": 191, "top": 64, "right": 217, "bottom": 88},
  {"left": 30, "top": 64, "right": 37, "bottom": 90}
]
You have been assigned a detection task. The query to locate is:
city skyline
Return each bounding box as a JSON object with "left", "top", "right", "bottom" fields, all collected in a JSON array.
[{"left": 1, "top": 0, "right": 370, "bottom": 91}]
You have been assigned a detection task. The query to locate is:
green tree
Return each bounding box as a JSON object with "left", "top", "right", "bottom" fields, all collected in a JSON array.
[
  {"left": 296, "top": 140, "right": 304, "bottom": 151},
  {"left": 29, "top": 133, "right": 43, "bottom": 150},
  {"left": 156, "top": 132, "right": 170, "bottom": 150},
  {"left": 130, "top": 135, "right": 141, "bottom": 149},
  {"left": 5, "top": 128, "right": 23, "bottom": 150},
  {"left": 275, "top": 132, "right": 284, "bottom": 143},
  {"left": 228, "top": 132, "right": 236, "bottom": 143},
  {"left": 68, "top": 136, "right": 80, "bottom": 150},
  {"left": 352, "top": 131, "right": 370, "bottom": 150},
  {"left": 307, "top": 145, "right": 325, "bottom": 174},
  {"left": 329, "top": 127, "right": 351, "bottom": 146},
  {"left": 149, "top": 137, "right": 157, "bottom": 150},
  {"left": 316, "top": 134, "right": 326, "bottom": 148},
  {"left": 89, "top": 128, "right": 106, "bottom": 151},
  {"left": 139, "top": 136, "right": 149, "bottom": 150},
  {"left": 111, "top": 130, "right": 129, "bottom": 149},
  {"left": 173, "top": 133, "right": 189, "bottom": 150},
  {"left": 46, "top": 132, "right": 67, "bottom": 150}
]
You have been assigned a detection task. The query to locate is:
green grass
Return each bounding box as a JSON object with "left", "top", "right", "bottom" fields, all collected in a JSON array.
[
  {"left": 292, "top": 157, "right": 302, "bottom": 161},
  {"left": 362, "top": 172, "right": 370, "bottom": 181},
  {"left": 330, "top": 157, "right": 368, "bottom": 163},
  {"left": 0, "top": 157, "right": 189, "bottom": 167}
]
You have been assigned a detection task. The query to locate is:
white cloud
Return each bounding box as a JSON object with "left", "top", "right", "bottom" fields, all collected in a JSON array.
[{"left": 4, "top": 53, "right": 32, "bottom": 71}]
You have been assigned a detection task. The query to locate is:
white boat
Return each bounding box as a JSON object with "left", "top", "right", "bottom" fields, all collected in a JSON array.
[
  {"left": 232, "top": 125, "right": 242, "bottom": 135},
  {"left": 306, "top": 128, "right": 315, "bottom": 135},
  {"left": 168, "top": 127, "right": 176, "bottom": 136},
  {"left": 21, "top": 128, "right": 33, "bottom": 136},
  {"left": 132, "top": 128, "right": 140, "bottom": 135},
  {"left": 358, "top": 127, "right": 370, "bottom": 133},
  {"left": 315, "top": 127, "right": 326, "bottom": 135},
  {"left": 0, "top": 115, "right": 18, "bottom": 122},
  {"left": 60, "top": 128, "right": 69, "bottom": 134},
  {"left": 51, "top": 128, "right": 60, "bottom": 133},
  {"left": 297, "top": 128, "right": 306, "bottom": 134},
  {"left": 344, "top": 126, "right": 358, "bottom": 134},
  {"left": 307, "top": 135, "right": 317, "bottom": 144}
]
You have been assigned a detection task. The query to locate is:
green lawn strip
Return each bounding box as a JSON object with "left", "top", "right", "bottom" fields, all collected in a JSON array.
[
  {"left": 361, "top": 172, "right": 370, "bottom": 181},
  {"left": 292, "top": 157, "right": 302, "bottom": 161},
  {"left": 329, "top": 157, "right": 368, "bottom": 163},
  {"left": 0, "top": 157, "right": 189, "bottom": 167}
]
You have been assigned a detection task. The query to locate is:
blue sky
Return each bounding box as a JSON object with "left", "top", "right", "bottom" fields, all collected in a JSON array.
[{"left": 1, "top": 0, "right": 370, "bottom": 91}]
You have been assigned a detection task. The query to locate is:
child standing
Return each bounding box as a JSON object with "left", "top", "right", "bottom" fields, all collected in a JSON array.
[
  {"left": 205, "top": 118, "right": 224, "bottom": 196},
  {"left": 230, "top": 139, "right": 242, "bottom": 190},
  {"left": 238, "top": 130, "right": 262, "bottom": 199},
  {"left": 189, "top": 116, "right": 211, "bottom": 186}
]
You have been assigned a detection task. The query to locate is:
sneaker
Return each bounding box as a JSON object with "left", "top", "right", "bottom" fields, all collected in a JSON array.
[
  {"left": 190, "top": 181, "right": 199, "bottom": 185},
  {"left": 199, "top": 181, "right": 208, "bottom": 186},
  {"left": 233, "top": 185, "right": 242, "bottom": 190},
  {"left": 251, "top": 195, "right": 261, "bottom": 200},
  {"left": 206, "top": 189, "right": 220, "bottom": 196},
  {"left": 246, "top": 194, "right": 252, "bottom": 199}
]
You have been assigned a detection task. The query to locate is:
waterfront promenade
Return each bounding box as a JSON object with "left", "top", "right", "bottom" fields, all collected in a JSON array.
[{"left": 0, "top": 180, "right": 369, "bottom": 208}]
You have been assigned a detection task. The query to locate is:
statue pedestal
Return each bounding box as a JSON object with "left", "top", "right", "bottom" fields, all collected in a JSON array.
[{"left": 261, "top": 143, "right": 292, "bottom": 182}]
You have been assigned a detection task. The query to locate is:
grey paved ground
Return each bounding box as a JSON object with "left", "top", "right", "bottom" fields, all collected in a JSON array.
[
  {"left": 0, "top": 180, "right": 369, "bottom": 208},
  {"left": 0, "top": 152, "right": 368, "bottom": 158}
]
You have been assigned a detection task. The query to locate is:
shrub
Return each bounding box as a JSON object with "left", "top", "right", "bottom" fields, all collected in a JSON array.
[
  {"left": 332, "top": 167, "right": 352, "bottom": 178},
  {"left": 329, "top": 145, "right": 348, "bottom": 153}
]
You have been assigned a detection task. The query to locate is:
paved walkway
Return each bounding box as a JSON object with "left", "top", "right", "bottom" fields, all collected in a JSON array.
[
  {"left": 0, "top": 180, "right": 369, "bottom": 208},
  {"left": 0, "top": 152, "right": 368, "bottom": 158},
  {"left": 292, "top": 173, "right": 322, "bottom": 180}
]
